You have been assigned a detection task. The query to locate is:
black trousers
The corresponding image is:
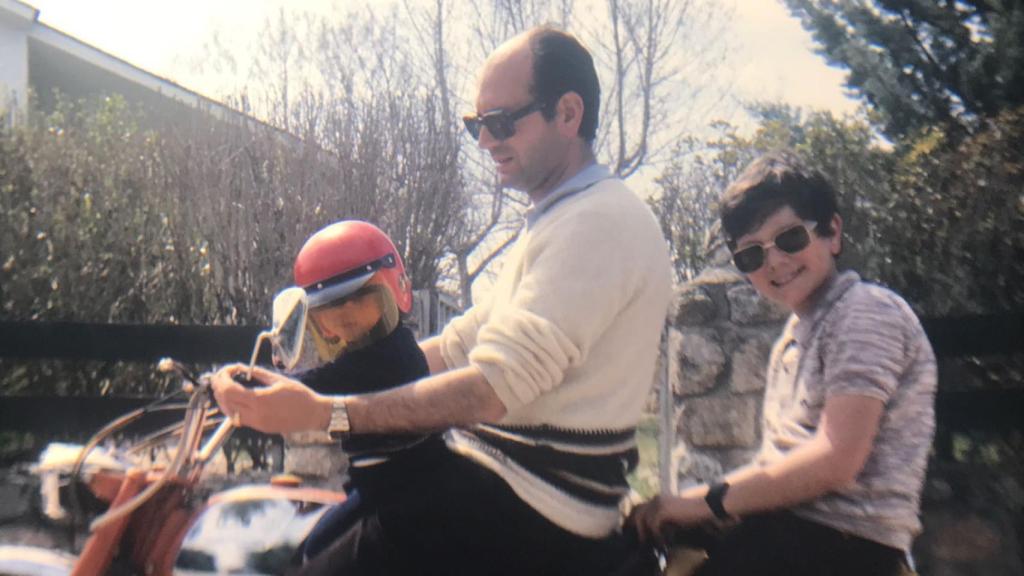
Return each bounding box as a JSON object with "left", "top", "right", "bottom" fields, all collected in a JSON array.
[
  {"left": 293, "top": 452, "right": 655, "bottom": 576},
  {"left": 674, "top": 511, "right": 908, "bottom": 576}
]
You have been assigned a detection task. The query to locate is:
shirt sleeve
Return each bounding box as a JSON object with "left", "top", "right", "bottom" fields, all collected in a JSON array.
[
  {"left": 822, "top": 288, "right": 910, "bottom": 403},
  {"left": 468, "top": 201, "right": 648, "bottom": 410}
]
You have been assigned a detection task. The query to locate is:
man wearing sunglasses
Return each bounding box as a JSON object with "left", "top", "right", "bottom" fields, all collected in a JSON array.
[
  {"left": 630, "top": 152, "right": 936, "bottom": 575},
  {"left": 213, "top": 26, "right": 671, "bottom": 576},
  {"left": 461, "top": 28, "right": 602, "bottom": 202}
]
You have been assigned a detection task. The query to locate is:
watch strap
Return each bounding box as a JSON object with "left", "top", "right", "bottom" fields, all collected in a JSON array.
[{"left": 705, "top": 481, "right": 732, "bottom": 521}]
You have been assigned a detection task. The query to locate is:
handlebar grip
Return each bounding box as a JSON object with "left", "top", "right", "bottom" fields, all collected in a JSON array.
[{"left": 232, "top": 371, "right": 258, "bottom": 388}]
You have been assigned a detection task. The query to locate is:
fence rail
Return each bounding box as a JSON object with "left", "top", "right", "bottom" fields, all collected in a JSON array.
[
  {"left": 1, "top": 313, "right": 1019, "bottom": 363},
  {"left": 919, "top": 313, "right": 1023, "bottom": 357},
  {"left": 0, "top": 321, "right": 263, "bottom": 363},
  {"left": 1, "top": 314, "right": 1021, "bottom": 449}
]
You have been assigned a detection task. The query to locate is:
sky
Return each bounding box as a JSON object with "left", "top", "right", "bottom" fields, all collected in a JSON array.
[
  {"left": 729, "top": 1, "right": 856, "bottom": 114},
  {"left": 23, "top": 0, "right": 859, "bottom": 118}
]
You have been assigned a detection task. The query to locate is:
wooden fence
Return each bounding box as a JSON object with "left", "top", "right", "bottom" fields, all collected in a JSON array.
[{"left": 1, "top": 313, "right": 1021, "bottom": 462}]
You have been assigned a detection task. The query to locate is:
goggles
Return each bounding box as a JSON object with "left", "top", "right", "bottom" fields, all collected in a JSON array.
[
  {"left": 463, "top": 101, "right": 544, "bottom": 141},
  {"left": 732, "top": 221, "right": 818, "bottom": 273}
]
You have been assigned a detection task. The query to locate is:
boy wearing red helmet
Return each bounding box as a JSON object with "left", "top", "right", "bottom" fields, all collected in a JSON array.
[{"left": 285, "top": 221, "right": 446, "bottom": 561}]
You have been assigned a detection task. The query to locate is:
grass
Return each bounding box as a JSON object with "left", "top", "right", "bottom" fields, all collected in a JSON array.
[{"left": 628, "top": 414, "right": 662, "bottom": 499}]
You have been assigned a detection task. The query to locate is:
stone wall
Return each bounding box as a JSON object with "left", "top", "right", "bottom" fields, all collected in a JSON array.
[
  {"left": 281, "top": 431, "right": 348, "bottom": 491},
  {"left": 667, "top": 261, "right": 787, "bottom": 490}
]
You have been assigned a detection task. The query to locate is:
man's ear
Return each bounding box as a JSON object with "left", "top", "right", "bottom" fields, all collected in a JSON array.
[{"left": 555, "top": 91, "right": 584, "bottom": 138}]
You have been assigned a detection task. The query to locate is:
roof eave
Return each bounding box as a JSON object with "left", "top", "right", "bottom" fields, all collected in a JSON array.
[{"left": 0, "top": 0, "right": 39, "bottom": 24}]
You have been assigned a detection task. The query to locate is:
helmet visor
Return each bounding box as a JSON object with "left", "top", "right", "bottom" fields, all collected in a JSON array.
[{"left": 303, "top": 253, "right": 396, "bottom": 309}]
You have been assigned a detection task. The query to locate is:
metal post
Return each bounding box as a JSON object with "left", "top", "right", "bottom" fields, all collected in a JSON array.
[{"left": 658, "top": 322, "right": 673, "bottom": 494}]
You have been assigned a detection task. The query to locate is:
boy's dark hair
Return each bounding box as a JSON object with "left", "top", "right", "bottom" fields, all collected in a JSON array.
[
  {"left": 527, "top": 27, "right": 600, "bottom": 143},
  {"left": 719, "top": 151, "right": 839, "bottom": 248}
]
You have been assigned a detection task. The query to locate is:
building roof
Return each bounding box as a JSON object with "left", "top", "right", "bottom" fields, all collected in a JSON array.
[{"left": 1, "top": 0, "right": 290, "bottom": 138}]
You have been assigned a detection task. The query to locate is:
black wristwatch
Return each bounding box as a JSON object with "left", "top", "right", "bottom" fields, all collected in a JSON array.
[{"left": 705, "top": 481, "right": 733, "bottom": 521}]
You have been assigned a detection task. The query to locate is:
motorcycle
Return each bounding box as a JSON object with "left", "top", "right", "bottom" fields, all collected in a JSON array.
[{"left": 0, "top": 288, "right": 348, "bottom": 576}]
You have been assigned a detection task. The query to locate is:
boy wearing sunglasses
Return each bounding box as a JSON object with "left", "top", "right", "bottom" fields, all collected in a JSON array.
[{"left": 631, "top": 152, "right": 936, "bottom": 575}]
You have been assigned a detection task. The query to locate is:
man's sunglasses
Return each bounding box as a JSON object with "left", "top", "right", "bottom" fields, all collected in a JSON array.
[
  {"left": 731, "top": 221, "right": 818, "bottom": 273},
  {"left": 463, "top": 101, "right": 544, "bottom": 141}
]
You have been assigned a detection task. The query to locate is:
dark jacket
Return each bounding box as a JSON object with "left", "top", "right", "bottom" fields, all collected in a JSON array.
[{"left": 299, "top": 322, "right": 447, "bottom": 501}]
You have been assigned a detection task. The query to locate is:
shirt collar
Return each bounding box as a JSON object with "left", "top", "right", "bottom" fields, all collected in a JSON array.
[
  {"left": 792, "top": 270, "right": 860, "bottom": 345},
  {"left": 525, "top": 162, "right": 613, "bottom": 227}
]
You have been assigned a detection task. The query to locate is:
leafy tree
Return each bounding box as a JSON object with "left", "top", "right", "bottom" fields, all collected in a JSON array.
[
  {"left": 0, "top": 89, "right": 467, "bottom": 396},
  {"left": 224, "top": 11, "right": 468, "bottom": 296},
  {"left": 784, "top": 0, "right": 1024, "bottom": 141},
  {"left": 653, "top": 105, "right": 893, "bottom": 282},
  {"left": 875, "top": 106, "right": 1024, "bottom": 315}
]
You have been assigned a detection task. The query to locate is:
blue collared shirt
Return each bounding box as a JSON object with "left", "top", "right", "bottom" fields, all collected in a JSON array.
[{"left": 525, "top": 162, "right": 615, "bottom": 228}]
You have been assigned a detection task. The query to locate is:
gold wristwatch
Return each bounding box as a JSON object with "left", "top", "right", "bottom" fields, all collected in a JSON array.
[{"left": 327, "top": 396, "right": 351, "bottom": 440}]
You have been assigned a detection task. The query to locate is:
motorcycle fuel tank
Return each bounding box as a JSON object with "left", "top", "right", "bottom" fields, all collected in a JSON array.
[{"left": 174, "top": 485, "right": 345, "bottom": 576}]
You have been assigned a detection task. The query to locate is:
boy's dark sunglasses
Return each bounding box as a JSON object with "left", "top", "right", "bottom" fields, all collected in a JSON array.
[
  {"left": 463, "top": 101, "right": 544, "bottom": 141},
  {"left": 732, "top": 221, "right": 818, "bottom": 273}
]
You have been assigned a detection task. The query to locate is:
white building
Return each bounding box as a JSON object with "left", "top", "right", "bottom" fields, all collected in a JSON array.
[{"left": 0, "top": 0, "right": 250, "bottom": 127}]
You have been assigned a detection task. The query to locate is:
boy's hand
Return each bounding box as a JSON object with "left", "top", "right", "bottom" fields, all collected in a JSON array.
[
  {"left": 211, "top": 364, "right": 332, "bottom": 434},
  {"left": 210, "top": 363, "right": 254, "bottom": 422},
  {"left": 628, "top": 494, "right": 704, "bottom": 548}
]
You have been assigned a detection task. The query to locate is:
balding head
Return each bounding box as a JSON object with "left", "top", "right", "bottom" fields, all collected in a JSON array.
[
  {"left": 476, "top": 32, "right": 534, "bottom": 116},
  {"left": 477, "top": 28, "right": 600, "bottom": 144},
  {"left": 469, "top": 27, "right": 598, "bottom": 200}
]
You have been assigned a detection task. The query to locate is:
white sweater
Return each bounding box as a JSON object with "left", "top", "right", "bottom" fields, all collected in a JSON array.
[{"left": 440, "top": 164, "right": 672, "bottom": 537}]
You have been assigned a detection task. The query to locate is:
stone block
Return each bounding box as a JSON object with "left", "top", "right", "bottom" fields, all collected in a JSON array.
[
  {"left": 674, "top": 448, "right": 724, "bottom": 486},
  {"left": 674, "top": 331, "right": 724, "bottom": 396},
  {"left": 674, "top": 285, "right": 717, "bottom": 326},
  {"left": 284, "top": 442, "right": 348, "bottom": 480},
  {"left": 674, "top": 447, "right": 758, "bottom": 486},
  {"left": 716, "top": 447, "right": 759, "bottom": 472},
  {"left": 727, "top": 283, "right": 789, "bottom": 324},
  {"left": 681, "top": 395, "right": 760, "bottom": 448},
  {"left": 729, "top": 330, "right": 778, "bottom": 393},
  {"left": 692, "top": 266, "right": 744, "bottom": 287}
]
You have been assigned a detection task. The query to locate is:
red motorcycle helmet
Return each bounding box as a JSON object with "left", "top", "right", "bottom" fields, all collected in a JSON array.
[{"left": 293, "top": 221, "right": 412, "bottom": 314}]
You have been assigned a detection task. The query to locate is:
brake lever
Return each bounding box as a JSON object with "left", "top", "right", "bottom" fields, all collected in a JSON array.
[
  {"left": 194, "top": 370, "right": 259, "bottom": 463},
  {"left": 196, "top": 417, "right": 235, "bottom": 463},
  {"left": 157, "top": 357, "right": 201, "bottom": 388},
  {"left": 233, "top": 371, "right": 259, "bottom": 387}
]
